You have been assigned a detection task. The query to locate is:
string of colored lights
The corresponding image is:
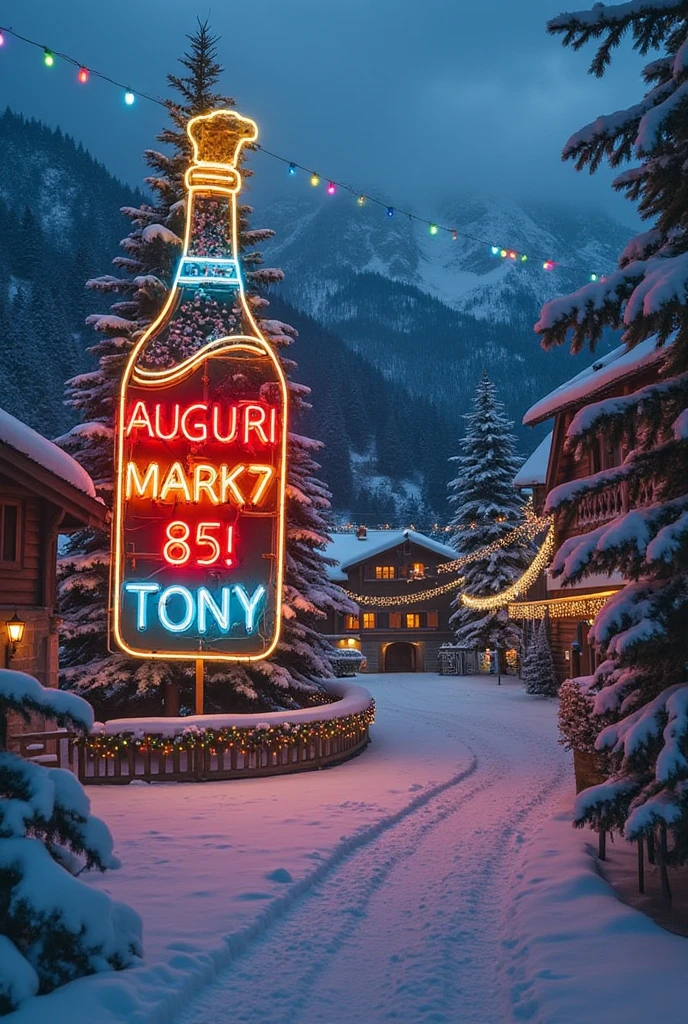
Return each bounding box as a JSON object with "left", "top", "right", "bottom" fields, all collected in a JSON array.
[
  {"left": 0, "top": 23, "right": 603, "bottom": 279},
  {"left": 460, "top": 526, "right": 555, "bottom": 611},
  {"left": 436, "top": 515, "right": 553, "bottom": 574}
]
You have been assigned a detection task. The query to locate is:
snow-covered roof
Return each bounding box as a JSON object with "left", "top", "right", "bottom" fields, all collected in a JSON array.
[
  {"left": 0, "top": 407, "right": 96, "bottom": 498},
  {"left": 513, "top": 432, "right": 552, "bottom": 488},
  {"left": 523, "top": 337, "right": 668, "bottom": 427},
  {"left": 325, "top": 529, "right": 456, "bottom": 582}
]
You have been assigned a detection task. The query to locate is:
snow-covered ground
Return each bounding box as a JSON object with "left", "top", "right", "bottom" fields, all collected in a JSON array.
[{"left": 11, "top": 674, "right": 688, "bottom": 1023}]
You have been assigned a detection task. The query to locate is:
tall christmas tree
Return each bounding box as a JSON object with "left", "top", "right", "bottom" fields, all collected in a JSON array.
[
  {"left": 58, "top": 21, "right": 349, "bottom": 717},
  {"left": 447, "top": 373, "right": 527, "bottom": 653},
  {"left": 537, "top": 1, "right": 688, "bottom": 860}
]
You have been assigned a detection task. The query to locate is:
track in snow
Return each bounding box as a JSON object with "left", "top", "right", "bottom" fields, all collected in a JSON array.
[{"left": 171, "top": 676, "right": 569, "bottom": 1024}]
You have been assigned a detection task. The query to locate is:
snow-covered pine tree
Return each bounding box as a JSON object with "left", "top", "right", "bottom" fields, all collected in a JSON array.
[
  {"left": 58, "top": 20, "right": 350, "bottom": 716},
  {"left": 0, "top": 670, "right": 141, "bottom": 1013},
  {"left": 523, "top": 616, "right": 559, "bottom": 697},
  {"left": 520, "top": 622, "right": 539, "bottom": 686},
  {"left": 447, "top": 373, "right": 527, "bottom": 655},
  {"left": 537, "top": 1, "right": 688, "bottom": 858}
]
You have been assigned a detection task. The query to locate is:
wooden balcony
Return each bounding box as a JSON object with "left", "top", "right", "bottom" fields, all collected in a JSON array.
[{"left": 571, "top": 478, "right": 658, "bottom": 532}]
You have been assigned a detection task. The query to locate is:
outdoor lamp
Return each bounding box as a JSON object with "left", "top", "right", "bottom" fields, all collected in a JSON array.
[{"left": 6, "top": 611, "right": 25, "bottom": 666}]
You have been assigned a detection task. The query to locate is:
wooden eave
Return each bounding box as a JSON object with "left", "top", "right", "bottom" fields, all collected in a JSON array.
[{"left": 0, "top": 444, "right": 107, "bottom": 530}]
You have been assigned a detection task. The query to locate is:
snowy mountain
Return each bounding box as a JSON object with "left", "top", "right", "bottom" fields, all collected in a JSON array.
[
  {"left": 261, "top": 191, "right": 630, "bottom": 318},
  {"left": 259, "top": 192, "right": 629, "bottom": 434}
]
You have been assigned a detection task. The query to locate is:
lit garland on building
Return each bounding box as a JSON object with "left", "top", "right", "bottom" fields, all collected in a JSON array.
[
  {"left": 507, "top": 590, "right": 620, "bottom": 621},
  {"left": 460, "top": 526, "right": 555, "bottom": 611},
  {"left": 436, "top": 515, "right": 552, "bottom": 574},
  {"left": 344, "top": 577, "right": 466, "bottom": 608},
  {"left": 0, "top": 23, "right": 604, "bottom": 281}
]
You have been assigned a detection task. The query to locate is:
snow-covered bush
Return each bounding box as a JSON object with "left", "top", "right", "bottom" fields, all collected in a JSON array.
[
  {"left": 558, "top": 677, "right": 598, "bottom": 752},
  {"left": 0, "top": 670, "right": 141, "bottom": 1015},
  {"left": 537, "top": 1, "right": 688, "bottom": 854},
  {"left": 523, "top": 619, "right": 559, "bottom": 697}
]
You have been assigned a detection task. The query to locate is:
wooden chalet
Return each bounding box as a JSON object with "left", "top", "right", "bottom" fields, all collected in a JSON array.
[
  {"left": 321, "top": 527, "right": 457, "bottom": 672},
  {"left": 511, "top": 338, "right": 667, "bottom": 682},
  {"left": 0, "top": 407, "right": 105, "bottom": 697}
]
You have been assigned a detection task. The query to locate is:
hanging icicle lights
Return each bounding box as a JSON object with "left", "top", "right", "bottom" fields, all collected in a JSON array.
[
  {"left": 344, "top": 518, "right": 555, "bottom": 609},
  {"left": 459, "top": 526, "right": 556, "bottom": 611},
  {"left": 345, "top": 577, "right": 467, "bottom": 608},
  {"left": 0, "top": 22, "right": 603, "bottom": 281},
  {"left": 436, "top": 515, "right": 552, "bottom": 575}
]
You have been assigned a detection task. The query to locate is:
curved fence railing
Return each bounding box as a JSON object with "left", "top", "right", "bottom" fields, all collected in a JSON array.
[{"left": 15, "top": 682, "right": 374, "bottom": 785}]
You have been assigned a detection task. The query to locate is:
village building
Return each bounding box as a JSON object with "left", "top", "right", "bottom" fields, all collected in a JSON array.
[
  {"left": 510, "top": 338, "right": 667, "bottom": 682},
  {"left": 0, "top": 407, "right": 105, "bottom": 703},
  {"left": 321, "top": 527, "right": 457, "bottom": 673}
]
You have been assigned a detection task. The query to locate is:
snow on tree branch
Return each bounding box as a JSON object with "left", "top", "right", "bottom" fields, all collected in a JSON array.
[{"left": 0, "top": 669, "right": 93, "bottom": 732}]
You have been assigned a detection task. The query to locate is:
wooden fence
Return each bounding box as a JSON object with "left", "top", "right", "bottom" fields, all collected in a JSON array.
[{"left": 15, "top": 723, "right": 371, "bottom": 784}]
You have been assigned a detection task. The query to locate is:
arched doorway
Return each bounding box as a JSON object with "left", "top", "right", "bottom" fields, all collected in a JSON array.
[{"left": 384, "top": 642, "right": 417, "bottom": 673}]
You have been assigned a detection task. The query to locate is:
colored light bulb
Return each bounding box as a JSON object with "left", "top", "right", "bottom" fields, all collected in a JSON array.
[
  {"left": 288, "top": 163, "right": 296, "bottom": 176},
  {"left": 500, "top": 249, "right": 507, "bottom": 258},
  {"left": 124, "top": 89, "right": 135, "bottom": 105},
  {"left": 590, "top": 273, "right": 598, "bottom": 281},
  {"left": 491, "top": 245, "right": 499, "bottom": 256},
  {"left": 543, "top": 261, "right": 554, "bottom": 271},
  {"left": 310, "top": 173, "right": 320, "bottom": 187},
  {"left": 452, "top": 230, "right": 458, "bottom": 241},
  {"left": 78, "top": 66, "right": 89, "bottom": 84},
  {"left": 0, "top": 30, "right": 5, "bottom": 46},
  {"left": 387, "top": 207, "right": 394, "bottom": 217},
  {"left": 429, "top": 224, "right": 438, "bottom": 236},
  {"left": 520, "top": 254, "right": 528, "bottom": 262},
  {"left": 327, "top": 181, "right": 336, "bottom": 195},
  {"left": 508, "top": 251, "right": 517, "bottom": 260},
  {"left": 357, "top": 195, "right": 366, "bottom": 206},
  {"left": 44, "top": 49, "right": 54, "bottom": 67}
]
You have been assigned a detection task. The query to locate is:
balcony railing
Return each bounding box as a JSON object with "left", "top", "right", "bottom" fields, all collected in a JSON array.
[{"left": 572, "top": 479, "right": 658, "bottom": 531}]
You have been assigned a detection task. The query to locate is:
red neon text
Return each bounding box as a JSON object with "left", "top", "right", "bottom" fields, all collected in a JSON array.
[
  {"left": 125, "top": 401, "right": 279, "bottom": 446},
  {"left": 163, "top": 521, "right": 234, "bottom": 567}
]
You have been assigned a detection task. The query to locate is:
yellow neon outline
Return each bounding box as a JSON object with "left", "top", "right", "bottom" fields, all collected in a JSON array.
[
  {"left": 111, "top": 109, "right": 288, "bottom": 664},
  {"left": 247, "top": 464, "right": 274, "bottom": 505}
]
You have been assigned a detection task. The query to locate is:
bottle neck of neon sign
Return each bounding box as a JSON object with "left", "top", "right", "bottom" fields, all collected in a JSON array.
[{"left": 111, "top": 111, "right": 288, "bottom": 664}]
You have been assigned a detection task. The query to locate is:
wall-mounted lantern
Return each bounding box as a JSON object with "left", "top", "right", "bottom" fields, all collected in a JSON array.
[{"left": 5, "top": 612, "right": 25, "bottom": 667}]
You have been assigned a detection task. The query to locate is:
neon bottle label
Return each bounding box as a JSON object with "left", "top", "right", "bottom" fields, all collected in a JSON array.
[{"left": 111, "top": 111, "right": 287, "bottom": 662}]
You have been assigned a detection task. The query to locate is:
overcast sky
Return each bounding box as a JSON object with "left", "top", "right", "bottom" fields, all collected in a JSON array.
[{"left": 0, "top": 0, "right": 649, "bottom": 222}]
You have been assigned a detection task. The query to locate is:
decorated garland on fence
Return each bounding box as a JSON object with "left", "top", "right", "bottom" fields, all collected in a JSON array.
[{"left": 76, "top": 702, "right": 376, "bottom": 756}]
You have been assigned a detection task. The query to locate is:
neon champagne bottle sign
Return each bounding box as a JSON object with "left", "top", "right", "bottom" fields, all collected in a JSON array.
[{"left": 111, "top": 110, "right": 288, "bottom": 661}]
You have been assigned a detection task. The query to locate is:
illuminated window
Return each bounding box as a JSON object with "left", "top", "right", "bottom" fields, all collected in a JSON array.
[
  {"left": 0, "top": 503, "right": 20, "bottom": 567},
  {"left": 362, "top": 612, "right": 376, "bottom": 629},
  {"left": 375, "top": 565, "right": 396, "bottom": 580},
  {"left": 406, "top": 613, "right": 420, "bottom": 629},
  {"left": 411, "top": 562, "right": 425, "bottom": 576},
  {"left": 389, "top": 612, "right": 402, "bottom": 629},
  {"left": 345, "top": 614, "right": 359, "bottom": 631},
  {"left": 427, "top": 610, "right": 439, "bottom": 628}
]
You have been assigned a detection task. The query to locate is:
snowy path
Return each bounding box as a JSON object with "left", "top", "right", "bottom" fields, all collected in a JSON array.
[
  {"left": 13, "top": 673, "right": 688, "bottom": 1024},
  {"left": 171, "top": 677, "right": 569, "bottom": 1024}
]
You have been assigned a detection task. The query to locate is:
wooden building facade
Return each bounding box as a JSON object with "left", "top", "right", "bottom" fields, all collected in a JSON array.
[
  {"left": 511, "top": 339, "right": 667, "bottom": 682},
  {"left": 321, "top": 528, "right": 457, "bottom": 673},
  {"left": 0, "top": 409, "right": 105, "bottom": 696}
]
